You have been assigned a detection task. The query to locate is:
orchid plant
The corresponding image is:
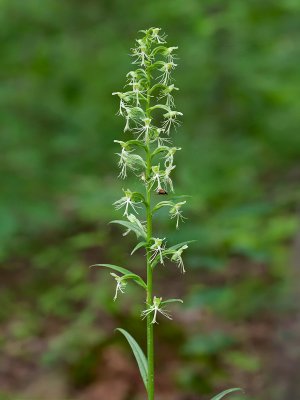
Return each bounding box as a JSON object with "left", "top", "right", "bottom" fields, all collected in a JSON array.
[{"left": 93, "top": 28, "right": 241, "bottom": 400}]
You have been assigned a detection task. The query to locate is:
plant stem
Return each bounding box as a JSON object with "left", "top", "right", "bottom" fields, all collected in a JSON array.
[
  {"left": 145, "top": 64, "right": 154, "bottom": 400},
  {"left": 146, "top": 180, "right": 154, "bottom": 400}
]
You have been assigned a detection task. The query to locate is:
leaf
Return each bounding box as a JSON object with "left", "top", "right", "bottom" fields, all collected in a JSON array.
[
  {"left": 131, "top": 241, "right": 147, "bottom": 255},
  {"left": 151, "top": 146, "right": 170, "bottom": 158},
  {"left": 211, "top": 388, "right": 243, "bottom": 400},
  {"left": 110, "top": 220, "right": 147, "bottom": 239},
  {"left": 149, "top": 103, "right": 170, "bottom": 112},
  {"left": 120, "top": 273, "right": 147, "bottom": 289},
  {"left": 148, "top": 82, "right": 164, "bottom": 94},
  {"left": 130, "top": 192, "right": 146, "bottom": 204},
  {"left": 152, "top": 201, "right": 174, "bottom": 213},
  {"left": 116, "top": 328, "right": 148, "bottom": 389},
  {"left": 90, "top": 264, "right": 146, "bottom": 289},
  {"left": 126, "top": 139, "right": 147, "bottom": 150},
  {"left": 161, "top": 298, "right": 183, "bottom": 305},
  {"left": 151, "top": 45, "right": 168, "bottom": 56},
  {"left": 167, "top": 194, "right": 192, "bottom": 201},
  {"left": 166, "top": 240, "right": 196, "bottom": 252},
  {"left": 90, "top": 263, "right": 132, "bottom": 275}
]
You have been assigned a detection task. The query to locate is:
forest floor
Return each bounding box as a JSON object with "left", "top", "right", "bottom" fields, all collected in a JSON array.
[{"left": 0, "top": 250, "right": 298, "bottom": 400}]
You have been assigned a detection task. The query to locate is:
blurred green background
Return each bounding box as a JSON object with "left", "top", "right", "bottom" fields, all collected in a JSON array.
[{"left": 1, "top": 1, "right": 300, "bottom": 399}]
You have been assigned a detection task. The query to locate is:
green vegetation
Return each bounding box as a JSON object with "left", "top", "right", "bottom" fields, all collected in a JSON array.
[{"left": 1, "top": 1, "right": 299, "bottom": 399}]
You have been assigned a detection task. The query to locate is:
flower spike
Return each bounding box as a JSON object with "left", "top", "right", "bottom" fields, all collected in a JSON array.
[{"left": 108, "top": 28, "right": 192, "bottom": 394}]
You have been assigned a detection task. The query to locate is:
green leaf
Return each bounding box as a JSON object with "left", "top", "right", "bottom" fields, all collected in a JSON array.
[
  {"left": 90, "top": 263, "right": 132, "bottom": 275},
  {"left": 161, "top": 298, "right": 183, "bottom": 305},
  {"left": 149, "top": 82, "right": 165, "bottom": 94},
  {"left": 149, "top": 103, "right": 170, "bottom": 112},
  {"left": 90, "top": 264, "right": 146, "bottom": 289},
  {"left": 166, "top": 240, "right": 196, "bottom": 252},
  {"left": 120, "top": 273, "right": 147, "bottom": 289},
  {"left": 167, "top": 195, "right": 192, "bottom": 201},
  {"left": 151, "top": 45, "right": 168, "bottom": 56},
  {"left": 116, "top": 328, "right": 148, "bottom": 389},
  {"left": 151, "top": 146, "right": 170, "bottom": 158},
  {"left": 131, "top": 241, "right": 147, "bottom": 255},
  {"left": 152, "top": 201, "right": 174, "bottom": 213},
  {"left": 130, "top": 192, "right": 146, "bottom": 204},
  {"left": 110, "top": 220, "right": 147, "bottom": 239},
  {"left": 211, "top": 388, "right": 243, "bottom": 400},
  {"left": 126, "top": 139, "right": 147, "bottom": 150}
]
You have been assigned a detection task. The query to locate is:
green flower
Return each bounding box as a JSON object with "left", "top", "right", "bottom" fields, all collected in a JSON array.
[
  {"left": 113, "top": 189, "right": 141, "bottom": 216},
  {"left": 150, "top": 238, "right": 166, "bottom": 265},
  {"left": 110, "top": 273, "right": 127, "bottom": 301},
  {"left": 141, "top": 296, "right": 172, "bottom": 324},
  {"left": 171, "top": 244, "right": 188, "bottom": 273},
  {"left": 169, "top": 201, "right": 187, "bottom": 229}
]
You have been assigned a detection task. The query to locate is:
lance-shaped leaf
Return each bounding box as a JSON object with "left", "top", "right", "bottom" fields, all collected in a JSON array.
[
  {"left": 149, "top": 103, "right": 171, "bottom": 113},
  {"left": 211, "top": 388, "right": 243, "bottom": 400},
  {"left": 148, "top": 82, "right": 165, "bottom": 94},
  {"left": 150, "top": 45, "right": 169, "bottom": 57},
  {"left": 130, "top": 191, "right": 147, "bottom": 205},
  {"left": 152, "top": 200, "right": 174, "bottom": 214},
  {"left": 167, "top": 194, "right": 192, "bottom": 201},
  {"left": 131, "top": 241, "right": 148, "bottom": 255},
  {"left": 164, "top": 240, "right": 196, "bottom": 253},
  {"left": 151, "top": 146, "right": 170, "bottom": 158},
  {"left": 118, "top": 273, "right": 147, "bottom": 289},
  {"left": 90, "top": 264, "right": 146, "bottom": 289},
  {"left": 125, "top": 139, "right": 147, "bottom": 150},
  {"left": 148, "top": 60, "right": 167, "bottom": 71},
  {"left": 116, "top": 328, "right": 148, "bottom": 390},
  {"left": 111, "top": 218, "right": 147, "bottom": 239},
  {"left": 161, "top": 298, "right": 183, "bottom": 305}
]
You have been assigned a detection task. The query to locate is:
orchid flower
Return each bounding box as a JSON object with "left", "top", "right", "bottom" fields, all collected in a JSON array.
[{"left": 141, "top": 296, "right": 172, "bottom": 324}]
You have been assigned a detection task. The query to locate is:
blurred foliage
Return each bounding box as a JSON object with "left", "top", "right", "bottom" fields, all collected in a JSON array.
[{"left": 1, "top": 0, "right": 300, "bottom": 398}]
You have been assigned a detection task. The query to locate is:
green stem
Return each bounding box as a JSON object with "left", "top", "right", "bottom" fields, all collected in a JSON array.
[
  {"left": 145, "top": 63, "right": 154, "bottom": 400},
  {"left": 146, "top": 177, "right": 154, "bottom": 400}
]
